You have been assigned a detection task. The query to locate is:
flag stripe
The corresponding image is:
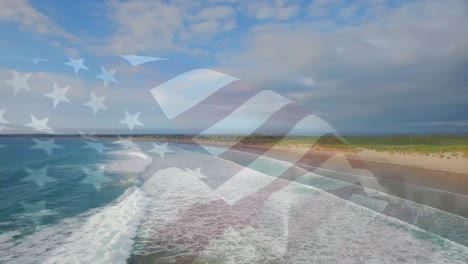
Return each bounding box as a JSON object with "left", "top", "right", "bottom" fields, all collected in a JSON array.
[
  {"left": 172, "top": 80, "right": 261, "bottom": 133},
  {"left": 195, "top": 90, "right": 292, "bottom": 155},
  {"left": 151, "top": 69, "right": 239, "bottom": 119}
]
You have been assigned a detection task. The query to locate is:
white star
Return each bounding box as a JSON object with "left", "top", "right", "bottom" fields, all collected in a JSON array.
[
  {"left": 149, "top": 142, "right": 173, "bottom": 158},
  {"left": 20, "top": 200, "right": 48, "bottom": 227},
  {"left": 45, "top": 82, "right": 70, "bottom": 109},
  {"left": 31, "top": 58, "right": 47, "bottom": 65},
  {"left": 26, "top": 115, "right": 53, "bottom": 133},
  {"left": 65, "top": 57, "right": 89, "bottom": 75},
  {"left": 119, "top": 111, "right": 143, "bottom": 131},
  {"left": 83, "top": 141, "right": 108, "bottom": 154},
  {"left": 4, "top": 71, "right": 31, "bottom": 95},
  {"left": 78, "top": 130, "right": 97, "bottom": 141},
  {"left": 81, "top": 166, "right": 112, "bottom": 190},
  {"left": 30, "top": 139, "right": 63, "bottom": 155},
  {"left": 0, "top": 109, "right": 9, "bottom": 124},
  {"left": 22, "top": 166, "right": 56, "bottom": 187},
  {"left": 21, "top": 200, "right": 46, "bottom": 213},
  {"left": 84, "top": 91, "right": 107, "bottom": 115},
  {"left": 185, "top": 167, "right": 207, "bottom": 180},
  {"left": 96, "top": 66, "right": 118, "bottom": 87}
]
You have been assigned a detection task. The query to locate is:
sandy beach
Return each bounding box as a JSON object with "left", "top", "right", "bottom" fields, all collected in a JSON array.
[
  {"left": 145, "top": 138, "right": 468, "bottom": 200},
  {"left": 158, "top": 137, "right": 468, "bottom": 175}
]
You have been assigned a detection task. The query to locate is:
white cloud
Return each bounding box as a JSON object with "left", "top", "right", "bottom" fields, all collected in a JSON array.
[
  {"left": 0, "top": 0, "right": 74, "bottom": 40},
  {"left": 221, "top": 0, "right": 468, "bottom": 80},
  {"left": 215, "top": 0, "right": 468, "bottom": 131},
  {"left": 185, "top": 6, "right": 236, "bottom": 38},
  {"left": 103, "top": 0, "right": 182, "bottom": 54},
  {"left": 93, "top": 1, "right": 237, "bottom": 55},
  {"left": 308, "top": 0, "right": 343, "bottom": 18},
  {"left": 244, "top": 0, "right": 299, "bottom": 20}
]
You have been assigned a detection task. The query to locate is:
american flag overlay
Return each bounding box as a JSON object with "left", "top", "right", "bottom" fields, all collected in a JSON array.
[{"left": 0, "top": 55, "right": 467, "bottom": 263}]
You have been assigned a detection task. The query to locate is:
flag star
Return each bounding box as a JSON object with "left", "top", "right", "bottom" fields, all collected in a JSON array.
[
  {"left": 31, "top": 58, "right": 47, "bottom": 65},
  {"left": 26, "top": 115, "right": 53, "bottom": 133},
  {"left": 21, "top": 200, "right": 46, "bottom": 214},
  {"left": 31, "top": 139, "right": 63, "bottom": 155},
  {"left": 81, "top": 166, "right": 112, "bottom": 190},
  {"left": 20, "top": 200, "right": 49, "bottom": 227},
  {"left": 149, "top": 142, "right": 173, "bottom": 158},
  {"left": 96, "top": 66, "right": 118, "bottom": 87},
  {"left": 78, "top": 130, "right": 97, "bottom": 141},
  {"left": 119, "top": 111, "right": 143, "bottom": 131},
  {"left": 65, "top": 57, "right": 89, "bottom": 75},
  {"left": 5, "top": 71, "right": 32, "bottom": 95},
  {"left": 0, "top": 109, "right": 9, "bottom": 124},
  {"left": 45, "top": 82, "right": 71, "bottom": 108},
  {"left": 185, "top": 167, "right": 207, "bottom": 180},
  {"left": 83, "top": 141, "right": 108, "bottom": 154},
  {"left": 84, "top": 91, "right": 107, "bottom": 115},
  {"left": 22, "top": 166, "right": 56, "bottom": 188}
]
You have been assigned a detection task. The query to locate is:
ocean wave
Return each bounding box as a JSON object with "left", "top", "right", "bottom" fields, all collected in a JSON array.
[
  {"left": 128, "top": 153, "right": 468, "bottom": 263},
  {"left": 0, "top": 187, "right": 148, "bottom": 264},
  {"left": 105, "top": 148, "right": 153, "bottom": 176}
]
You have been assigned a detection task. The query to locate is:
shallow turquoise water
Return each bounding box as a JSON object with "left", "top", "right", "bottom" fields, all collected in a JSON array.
[{"left": 0, "top": 138, "right": 131, "bottom": 235}]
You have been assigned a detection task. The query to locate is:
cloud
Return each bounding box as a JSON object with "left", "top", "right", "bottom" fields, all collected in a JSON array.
[
  {"left": 90, "top": 1, "right": 237, "bottom": 55},
  {"left": 243, "top": 0, "right": 299, "bottom": 21},
  {"left": 217, "top": 0, "right": 468, "bottom": 133},
  {"left": 0, "top": 0, "right": 74, "bottom": 40},
  {"left": 102, "top": 0, "right": 183, "bottom": 54},
  {"left": 0, "top": 64, "right": 168, "bottom": 133},
  {"left": 1, "top": 0, "right": 467, "bottom": 134},
  {"left": 184, "top": 5, "right": 236, "bottom": 39},
  {"left": 308, "top": 0, "right": 344, "bottom": 18}
]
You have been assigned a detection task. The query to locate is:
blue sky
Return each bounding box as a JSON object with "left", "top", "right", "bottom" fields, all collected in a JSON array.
[{"left": 0, "top": 0, "right": 467, "bottom": 135}]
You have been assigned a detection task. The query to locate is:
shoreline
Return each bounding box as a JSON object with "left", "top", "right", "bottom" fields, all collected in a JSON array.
[
  {"left": 149, "top": 137, "right": 468, "bottom": 176},
  {"left": 2, "top": 135, "right": 467, "bottom": 175},
  {"left": 2, "top": 134, "right": 466, "bottom": 175},
  {"left": 2, "top": 135, "right": 467, "bottom": 193}
]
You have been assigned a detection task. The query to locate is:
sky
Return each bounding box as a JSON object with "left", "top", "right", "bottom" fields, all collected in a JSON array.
[{"left": 0, "top": 0, "right": 467, "bottom": 135}]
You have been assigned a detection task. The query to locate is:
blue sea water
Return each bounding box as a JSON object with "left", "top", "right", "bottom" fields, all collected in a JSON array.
[
  {"left": 0, "top": 137, "right": 467, "bottom": 263},
  {"left": 0, "top": 138, "right": 132, "bottom": 236}
]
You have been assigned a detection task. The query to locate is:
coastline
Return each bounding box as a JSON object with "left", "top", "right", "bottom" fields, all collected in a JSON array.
[
  {"left": 2, "top": 135, "right": 467, "bottom": 195},
  {"left": 148, "top": 137, "right": 468, "bottom": 176},
  {"left": 2, "top": 134, "right": 467, "bottom": 175},
  {"left": 143, "top": 138, "right": 468, "bottom": 198}
]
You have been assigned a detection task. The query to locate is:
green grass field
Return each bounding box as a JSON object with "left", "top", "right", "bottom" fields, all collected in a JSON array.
[
  {"left": 280, "top": 135, "right": 468, "bottom": 157},
  {"left": 196, "top": 134, "right": 468, "bottom": 157}
]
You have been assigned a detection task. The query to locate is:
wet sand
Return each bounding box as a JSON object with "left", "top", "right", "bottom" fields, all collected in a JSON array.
[{"left": 152, "top": 139, "right": 468, "bottom": 217}]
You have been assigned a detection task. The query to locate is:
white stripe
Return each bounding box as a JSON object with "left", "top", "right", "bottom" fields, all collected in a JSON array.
[
  {"left": 151, "top": 69, "right": 239, "bottom": 119},
  {"left": 194, "top": 90, "right": 292, "bottom": 155},
  {"left": 349, "top": 194, "right": 388, "bottom": 213},
  {"left": 245, "top": 114, "right": 337, "bottom": 176},
  {"left": 212, "top": 115, "right": 337, "bottom": 202},
  {"left": 119, "top": 55, "right": 167, "bottom": 66}
]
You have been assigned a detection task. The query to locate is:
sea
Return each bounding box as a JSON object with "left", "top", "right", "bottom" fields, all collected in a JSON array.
[{"left": 0, "top": 137, "right": 467, "bottom": 263}]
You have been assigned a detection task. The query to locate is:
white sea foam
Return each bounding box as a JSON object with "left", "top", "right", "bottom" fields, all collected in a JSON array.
[
  {"left": 43, "top": 187, "right": 147, "bottom": 264},
  {"left": 105, "top": 148, "right": 153, "bottom": 175},
  {"left": 0, "top": 187, "right": 147, "bottom": 264},
  {"left": 0, "top": 144, "right": 154, "bottom": 264},
  {"left": 2, "top": 150, "right": 467, "bottom": 263},
  {"left": 130, "top": 152, "right": 468, "bottom": 263}
]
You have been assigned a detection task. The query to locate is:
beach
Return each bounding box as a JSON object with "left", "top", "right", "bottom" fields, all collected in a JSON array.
[
  {"left": 140, "top": 137, "right": 468, "bottom": 218},
  {"left": 0, "top": 137, "right": 467, "bottom": 263}
]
